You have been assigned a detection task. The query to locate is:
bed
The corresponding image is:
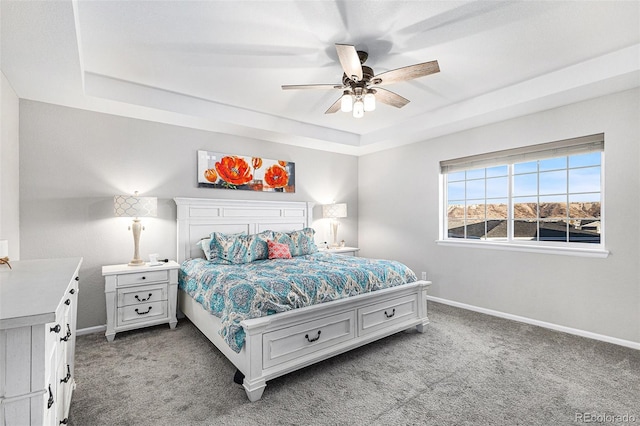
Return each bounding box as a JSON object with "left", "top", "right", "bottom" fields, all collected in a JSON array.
[{"left": 175, "top": 197, "right": 431, "bottom": 401}]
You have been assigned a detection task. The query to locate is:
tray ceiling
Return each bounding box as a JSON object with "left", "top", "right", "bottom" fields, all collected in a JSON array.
[{"left": 2, "top": 1, "right": 639, "bottom": 155}]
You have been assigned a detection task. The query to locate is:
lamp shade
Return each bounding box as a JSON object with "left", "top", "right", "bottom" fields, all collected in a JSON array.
[
  {"left": 323, "top": 203, "right": 347, "bottom": 219},
  {"left": 114, "top": 195, "right": 157, "bottom": 218}
]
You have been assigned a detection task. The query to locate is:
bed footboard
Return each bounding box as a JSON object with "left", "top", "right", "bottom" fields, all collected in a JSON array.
[{"left": 180, "top": 280, "right": 431, "bottom": 401}]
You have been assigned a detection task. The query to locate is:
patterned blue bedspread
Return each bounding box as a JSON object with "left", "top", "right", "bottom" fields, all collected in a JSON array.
[{"left": 179, "top": 252, "right": 417, "bottom": 352}]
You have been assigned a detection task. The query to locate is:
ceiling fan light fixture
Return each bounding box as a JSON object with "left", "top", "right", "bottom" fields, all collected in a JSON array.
[
  {"left": 364, "top": 91, "right": 376, "bottom": 112},
  {"left": 352, "top": 100, "right": 364, "bottom": 118},
  {"left": 340, "top": 91, "right": 353, "bottom": 112},
  {"left": 282, "top": 43, "right": 440, "bottom": 119}
]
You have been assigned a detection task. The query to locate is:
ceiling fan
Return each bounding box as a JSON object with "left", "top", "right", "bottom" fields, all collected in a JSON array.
[{"left": 282, "top": 43, "right": 440, "bottom": 118}]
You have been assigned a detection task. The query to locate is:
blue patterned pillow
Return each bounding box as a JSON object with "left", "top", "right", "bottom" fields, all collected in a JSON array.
[
  {"left": 273, "top": 228, "right": 318, "bottom": 257},
  {"left": 209, "top": 231, "right": 272, "bottom": 264}
]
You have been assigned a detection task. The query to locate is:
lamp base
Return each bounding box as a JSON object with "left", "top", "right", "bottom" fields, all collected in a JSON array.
[
  {"left": 128, "top": 219, "right": 146, "bottom": 266},
  {"left": 330, "top": 220, "right": 340, "bottom": 247}
]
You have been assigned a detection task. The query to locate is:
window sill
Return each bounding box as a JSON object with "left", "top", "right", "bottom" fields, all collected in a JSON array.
[{"left": 435, "top": 239, "right": 610, "bottom": 258}]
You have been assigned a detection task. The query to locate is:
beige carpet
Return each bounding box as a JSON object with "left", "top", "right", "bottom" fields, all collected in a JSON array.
[{"left": 69, "top": 302, "right": 639, "bottom": 425}]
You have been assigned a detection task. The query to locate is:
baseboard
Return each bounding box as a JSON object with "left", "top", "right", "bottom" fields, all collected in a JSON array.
[
  {"left": 76, "top": 324, "right": 107, "bottom": 336},
  {"left": 426, "top": 296, "right": 640, "bottom": 351}
]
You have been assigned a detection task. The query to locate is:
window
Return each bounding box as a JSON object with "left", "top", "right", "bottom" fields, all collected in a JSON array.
[{"left": 440, "top": 134, "right": 604, "bottom": 254}]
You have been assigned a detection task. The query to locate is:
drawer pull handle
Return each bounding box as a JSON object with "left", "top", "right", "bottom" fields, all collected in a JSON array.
[
  {"left": 60, "top": 365, "right": 71, "bottom": 383},
  {"left": 384, "top": 308, "right": 396, "bottom": 318},
  {"left": 60, "top": 418, "right": 69, "bottom": 425},
  {"left": 60, "top": 324, "right": 71, "bottom": 342},
  {"left": 50, "top": 324, "right": 61, "bottom": 333},
  {"left": 64, "top": 299, "right": 71, "bottom": 306},
  {"left": 70, "top": 289, "right": 76, "bottom": 294},
  {"left": 135, "top": 293, "right": 153, "bottom": 302},
  {"left": 305, "top": 330, "right": 321, "bottom": 343},
  {"left": 47, "top": 385, "right": 54, "bottom": 409},
  {"left": 135, "top": 306, "right": 153, "bottom": 315}
]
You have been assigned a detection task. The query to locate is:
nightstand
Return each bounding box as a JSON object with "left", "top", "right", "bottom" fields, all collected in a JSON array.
[
  {"left": 102, "top": 261, "right": 180, "bottom": 342},
  {"left": 319, "top": 246, "right": 360, "bottom": 256}
]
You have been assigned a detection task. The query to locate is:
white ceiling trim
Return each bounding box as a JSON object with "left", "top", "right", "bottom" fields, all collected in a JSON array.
[
  {"left": 83, "top": 72, "right": 361, "bottom": 149},
  {"left": 79, "top": 44, "right": 640, "bottom": 157},
  {"left": 358, "top": 44, "right": 640, "bottom": 154}
]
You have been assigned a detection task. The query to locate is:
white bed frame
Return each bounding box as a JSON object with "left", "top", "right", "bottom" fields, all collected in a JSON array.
[{"left": 175, "top": 197, "right": 431, "bottom": 401}]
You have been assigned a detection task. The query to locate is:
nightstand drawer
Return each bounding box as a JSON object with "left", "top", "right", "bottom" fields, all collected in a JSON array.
[
  {"left": 118, "top": 284, "right": 167, "bottom": 307},
  {"left": 118, "top": 301, "right": 168, "bottom": 326},
  {"left": 357, "top": 294, "right": 419, "bottom": 336},
  {"left": 117, "top": 270, "right": 168, "bottom": 286}
]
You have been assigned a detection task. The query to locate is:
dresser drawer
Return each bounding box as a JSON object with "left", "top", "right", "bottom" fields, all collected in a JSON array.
[
  {"left": 117, "top": 270, "right": 168, "bottom": 286},
  {"left": 357, "top": 294, "right": 419, "bottom": 336},
  {"left": 118, "top": 284, "right": 167, "bottom": 307},
  {"left": 263, "top": 311, "right": 355, "bottom": 369},
  {"left": 47, "top": 298, "right": 72, "bottom": 361},
  {"left": 117, "top": 301, "right": 168, "bottom": 326}
]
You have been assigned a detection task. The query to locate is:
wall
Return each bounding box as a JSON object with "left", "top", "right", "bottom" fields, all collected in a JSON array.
[
  {"left": 0, "top": 71, "right": 20, "bottom": 260},
  {"left": 359, "top": 88, "right": 640, "bottom": 345},
  {"left": 19, "top": 100, "right": 358, "bottom": 329}
]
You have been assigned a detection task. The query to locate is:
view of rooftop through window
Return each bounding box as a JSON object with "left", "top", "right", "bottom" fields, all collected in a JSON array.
[{"left": 446, "top": 151, "right": 601, "bottom": 244}]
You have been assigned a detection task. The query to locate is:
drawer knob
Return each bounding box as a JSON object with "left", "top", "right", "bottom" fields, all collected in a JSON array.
[
  {"left": 60, "top": 324, "right": 71, "bottom": 342},
  {"left": 75, "top": 276, "right": 79, "bottom": 281},
  {"left": 60, "top": 365, "right": 71, "bottom": 383},
  {"left": 141, "top": 276, "right": 146, "bottom": 280},
  {"left": 50, "top": 324, "right": 61, "bottom": 333},
  {"left": 64, "top": 299, "right": 71, "bottom": 306},
  {"left": 135, "top": 293, "right": 153, "bottom": 302},
  {"left": 384, "top": 308, "right": 396, "bottom": 318},
  {"left": 305, "top": 330, "right": 321, "bottom": 343},
  {"left": 69, "top": 289, "right": 76, "bottom": 294},
  {"left": 135, "top": 306, "right": 153, "bottom": 315}
]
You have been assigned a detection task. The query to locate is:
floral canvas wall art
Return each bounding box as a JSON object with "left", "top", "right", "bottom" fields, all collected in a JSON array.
[{"left": 197, "top": 150, "right": 295, "bottom": 192}]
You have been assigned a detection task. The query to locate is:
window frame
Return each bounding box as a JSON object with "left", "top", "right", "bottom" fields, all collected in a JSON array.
[{"left": 437, "top": 134, "right": 609, "bottom": 258}]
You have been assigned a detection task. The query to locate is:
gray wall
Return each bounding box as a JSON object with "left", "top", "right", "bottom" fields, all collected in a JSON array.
[
  {"left": 0, "top": 72, "right": 20, "bottom": 260},
  {"left": 359, "top": 88, "right": 640, "bottom": 344},
  {"left": 19, "top": 100, "right": 358, "bottom": 329}
]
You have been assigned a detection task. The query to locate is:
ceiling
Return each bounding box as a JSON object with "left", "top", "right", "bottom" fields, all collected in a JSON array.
[{"left": 2, "top": 1, "right": 639, "bottom": 156}]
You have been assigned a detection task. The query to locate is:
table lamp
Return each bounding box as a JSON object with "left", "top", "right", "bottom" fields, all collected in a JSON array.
[
  {"left": 114, "top": 192, "right": 157, "bottom": 266},
  {"left": 322, "top": 203, "right": 347, "bottom": 247}
]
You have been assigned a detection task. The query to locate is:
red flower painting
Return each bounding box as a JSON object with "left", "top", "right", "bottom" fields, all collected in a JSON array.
[
  {"left": 197, "top": 150, "right": 295, "bottom": 192},
  {"left": 215, "top": 156, "right": 253, "bottom": 186}
]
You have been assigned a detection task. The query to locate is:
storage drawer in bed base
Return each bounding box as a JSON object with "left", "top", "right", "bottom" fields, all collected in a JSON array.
[{"left": 262, "top": 311, "right": 355, "bottom": 369}]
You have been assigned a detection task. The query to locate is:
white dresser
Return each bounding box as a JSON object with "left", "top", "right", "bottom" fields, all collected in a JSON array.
[{"left": 0, "top": 258, "right": 82, "bottom": 426}]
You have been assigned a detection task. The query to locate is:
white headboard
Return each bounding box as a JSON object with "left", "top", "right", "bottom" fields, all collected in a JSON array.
[{"left": 174, "top": 198, "right": 314, "bottom": 262}]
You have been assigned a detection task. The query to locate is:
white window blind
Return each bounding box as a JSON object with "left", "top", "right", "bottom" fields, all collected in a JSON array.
[{"left": 440, "top": 133, "right": 604, "bottom": 174}]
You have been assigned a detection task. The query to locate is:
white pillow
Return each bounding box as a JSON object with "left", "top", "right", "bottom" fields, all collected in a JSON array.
[{"left": 196, "top": 237, "right": 212, "bottom": 260}]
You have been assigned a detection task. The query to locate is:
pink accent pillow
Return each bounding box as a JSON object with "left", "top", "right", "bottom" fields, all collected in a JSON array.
[{"left": 268, "top": 239, "right": 292, "bottom": 259}]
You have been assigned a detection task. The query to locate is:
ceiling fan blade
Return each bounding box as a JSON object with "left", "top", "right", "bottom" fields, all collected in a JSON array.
[
  {"left": 373, "top": 60, "right": 440, "bottom": 86},
  {"left": 325, "top": 97, "right": 342, "bottom": 114},
  {"left": 375, "top": 88, "right": 410, "bottom": 108},
  {"left": 335, "top": 43, "right": 363, "bottom": 82},
  {"left": 282, "top": 84, "right": 343, "bottom": 90}
]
